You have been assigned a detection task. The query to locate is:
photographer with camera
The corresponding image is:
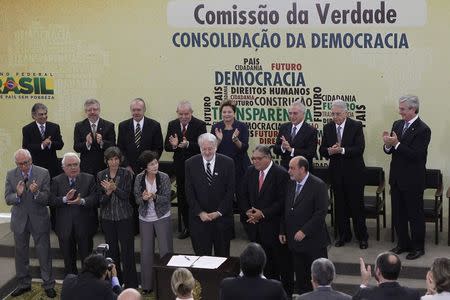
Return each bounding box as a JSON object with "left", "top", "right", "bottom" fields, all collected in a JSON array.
[{"left": 61, "top": 253, "right": 122, "bottom": 300}]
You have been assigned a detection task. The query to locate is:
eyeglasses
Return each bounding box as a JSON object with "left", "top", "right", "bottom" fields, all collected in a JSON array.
[
  {"left": 65, "top": 163, "right": 79, "bottom": 168},
  {"left": 251, "top": 156, "right": 268, "bottom": 161},
  {"left": 16, "top": 160, "right": 30, "bottom": 166}
]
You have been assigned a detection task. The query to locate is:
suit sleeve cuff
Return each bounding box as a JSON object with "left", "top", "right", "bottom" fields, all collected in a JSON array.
[
  {"left": 111, "top": 276, "right": 120, "bottom": 287},
  {"left": 394, "top": 142, "right": 400, "bottom": 149}
]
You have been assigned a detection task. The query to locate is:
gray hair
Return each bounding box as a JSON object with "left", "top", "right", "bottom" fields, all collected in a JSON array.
[
  {"left": 61, "top": 152, "right": 81, "bottom": 167},
  {"left": 130, "top": 98, "right": 146, "bottom": 111},
  {"left": 84, "top": 98, "right": 100, "bottom": 109},
  {"left": 331, "top": 100, "right": 347, "bottom": 111},
  {"left": 198, "top": 132, "right": 217, "bottom": 148},
  {"left": 291, "top": 100, "right": 306, "bottom": 114},
  {"left": 253, "top": 145, "right": 272, "bottom": 158},
  {"left": 177, "top": 100, "right": 193, "bottom": 112},
  {"left": 399, "top": 95, "right": 419, "bottom": 113},
  {"left": 31, "top": 103, "right": 48, "bottom": 115},
  {"left": 311, "top": 258, "right": 336, "bottom": 286},
  {"left": 14, "top": 149, "right": 32, "bottom": 161}
]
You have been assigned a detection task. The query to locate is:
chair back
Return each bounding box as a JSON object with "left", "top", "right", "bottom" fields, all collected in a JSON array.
[
  {"left": 364, "top": 166, "right": 384, "bottom": 187},
  {"left": 425, "top": 169, "right": 442, "bottom": 190}
]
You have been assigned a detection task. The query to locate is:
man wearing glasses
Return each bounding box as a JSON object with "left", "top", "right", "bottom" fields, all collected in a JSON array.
[
  {"left": 5, "top": 149, "right": 56, "bottom": 297},
  {"left": 50, "top": 152, "right": 98, "bottom": 275}
]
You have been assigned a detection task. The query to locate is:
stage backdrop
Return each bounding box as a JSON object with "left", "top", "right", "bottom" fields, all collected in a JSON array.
[{"left": 0, "top": 0, "right": 449, "bottom": 214}]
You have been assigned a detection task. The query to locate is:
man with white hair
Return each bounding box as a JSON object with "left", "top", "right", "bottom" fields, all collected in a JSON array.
[
  {"left": 185, "top": 133, "right": 235, "bottom": 256},
  {"left": 50, "top": 152, "right": 98, "bottom": 275},
  {"left": 5, "top": 149, "right": 56, "bottom": 297}
]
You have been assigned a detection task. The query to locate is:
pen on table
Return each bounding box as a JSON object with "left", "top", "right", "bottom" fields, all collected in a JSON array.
[{"left": 184, "top": 256, "right": 191, "bottom": 261}]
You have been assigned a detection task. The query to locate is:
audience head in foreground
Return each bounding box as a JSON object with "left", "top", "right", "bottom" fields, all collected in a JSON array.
[
  {"left": 423, "top": 257, "right": 450, "bottom": 299},
  {"left": 171, "top": 268, "right": 195, "bottom": 300},
  {"left": 118, "top": 288, "right": 142, "bottom": 300}
]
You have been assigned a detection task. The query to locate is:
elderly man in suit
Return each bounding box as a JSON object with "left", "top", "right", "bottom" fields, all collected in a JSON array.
[
  {"left": 50, "top": 152, "right": 98, "bottom": 275},
  {"left": 354, "top": 252, "right": 420, "bottom": 300},
  {"left": 383, "top": 95, "right": 431, "bottom": 260},
  {"left": 185, "top": 133, "right": 235, "bottom": 256},
  {"left": 219, "top": 243, "right": 287, "bottom": 300},
  {"left": 118, "top": 98, "right": 163, "bottom": 175},
  {"left": 274, "top": 101, "right": 317, "bottom": 170},
  {"left": 239, "top": 145, "right": 294, "bottom": 295},
  {"left": 73, "top": 98, "right": 116, "bottom": 175},
  {"left": 280, "top": 156, "right": 330, "bottom": 295},
  {"left": 319, "top": 99, "right": 368, "bottom": 249},
  {"left": 4, "top": 149, "right": 56, "bottom": 298},
  {"left": 22, "top": 103, "right": 64, "bottom": 178},
  {"left": 296, "top": 258, "right": 350, "bottom": 300},
  {"left": 164, "top": 100, "right": 207, "bottom": 239}
]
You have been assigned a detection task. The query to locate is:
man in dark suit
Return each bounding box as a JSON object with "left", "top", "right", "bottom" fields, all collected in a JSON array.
[
  {"left": 239, "top": 145, "right": 294, "bottom": 294},
  {"left": 5, "top": 149, "right": 56, "bottom": 298},
  {"left": 274, "top": 101, "right": 317, "bottom": 170},
  {"left": 61, "top": 254, "right": 121, "bottom": 300},
  {"left": 354, "top": 252, "right": 420, "bottom": 300},
  {"left": 118, "top": 98, "right": 163, "bottom": 175},
  {"left": 73, "top": 98, "right": 116, "bottom": 175},
  {"left": 296, "top": 258, "right": 350, "bottom": 300},
  {"left": 185, "top": 133, "right": 235, "bottom": 256},
  {"left": 280, "top": 156, "right": 330, "bottom": 295},
  {"left": 22, "top": 103, "right": 64, "bottom": 178},
  {"left": 50, "top": 152, "right": 98, "bottom": 275},
  {"left": 319, "top": 100, "right": 368, "bottom": 249},
  {"left": 164, "top": 101, "right": 207, "bottom": 239},
  {"left": 219, "top": 243, "right": 287, "bottom": 300},
  {"left": 383, "top": 95, "right": 431, "bottom": 260}
]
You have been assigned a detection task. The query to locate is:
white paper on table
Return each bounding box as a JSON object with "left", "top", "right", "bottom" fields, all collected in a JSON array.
[
  {"left": 167, "top": 255, "right": 200, "bottom": 267},
  {"left": 191, "top": 256, "right": 227, "bottom": 269}
]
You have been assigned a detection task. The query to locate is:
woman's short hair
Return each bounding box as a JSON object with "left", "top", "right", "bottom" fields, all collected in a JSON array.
[
  {"left": 219, "top": 100, "right": 236, "bottom": 114},
  {"left": 137, "top": 150, "right": 159, "bottom": 169},
  {"left": 103, "top": 146, "right": 123, "bottom": 164},
  {"left": 171, "top": 268, "right": 195, "bottom": 298},
  {"left": 431, "top": 257, "right": 450, "bottom": 293}
]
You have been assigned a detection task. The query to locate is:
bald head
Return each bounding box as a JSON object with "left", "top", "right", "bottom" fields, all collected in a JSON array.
[{"left": 118, "top": 288, "right": 142, "bottom": 300}]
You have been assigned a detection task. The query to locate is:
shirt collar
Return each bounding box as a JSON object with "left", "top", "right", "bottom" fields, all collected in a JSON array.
[
  {"left": 297, "top": 172, "right": 309, "bottom": 186},
  {"left": 203, "top": 154, "right": 216, "bottom": 166},
  {"left": 335, "top": 118, "right": 346, "bottom": 129},
  {"left": 406, "top": 114, "right": 419, "bottom": 126},
  {"left": 292, "top": 121, "right": 304, "bottom": 131},
  {"left": 36, "top": 122, "right": 46, "bottom": 128},
  {"left": 133, "top": 118, "right": 144, "bottom": 129},
  {"left": 261, "top": 161, "right": 273, "bottom": 177},
  {"left": 89, "top": 119, "right": 99, "bottom": 127}
]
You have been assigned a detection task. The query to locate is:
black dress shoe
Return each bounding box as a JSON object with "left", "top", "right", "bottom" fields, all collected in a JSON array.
[
  {"left": 178, "top": 229, "right": 190, "bottom": 239},
  {"left": 359, "top": 240, "right": 368, "bottom": 249},
  {"left": 406, "top": 250, "right": 425, "bottom": 260},
  {"left": 45, "top": 288, "right": 57, "bottom": 298},
  {"left": 389, "top": 246, "right": 411, "bottom": 255},
  {"left": 11, "top": 286, "right": 31, "bottom": 297},
  {"left": 335, "top": 240, "right": 348, "bottom": 247}
]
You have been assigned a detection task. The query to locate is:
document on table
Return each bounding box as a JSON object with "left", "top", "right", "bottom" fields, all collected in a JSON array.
[
  {"left": 167, "top": 255, "right": 200, "bottom": 267},
  {"left": 191, "top": 256, "right": 227, "bottom": 269}
]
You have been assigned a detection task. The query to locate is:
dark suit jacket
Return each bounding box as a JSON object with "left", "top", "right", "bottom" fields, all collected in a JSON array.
[
  {"left": 239, "top": 163, "right": 289, "bottom": 245},
  {"left": 73, "top": 118, "right": 116, "bottom": 175},
  {"left": 185, "top": 154, "right": 235, "bottom": 220},
  {"left": 383, "top": 117, "right": 431, "bottom": 190},
  {"left": 274, "top": 122, "right": 318, "bottom": 169},
  {"left": 297, "top": 286, "right": 351, "bottom": 300},
  {"left": 50, "top": 172, "right": 98, "bottom": 238},
  {"left": 319, "top": 118, "right": 365, "bottom": 185},
  {"left": 219, "top": 276, "right": 287, "bottom": 300},
  {"left": 280, "top": 174, "right": 330, "bottom": 253},
  {"left": 61, "top": 273, "right": 118, "bottom": 300},
  {"left": 5, "top": 165, "right": 51, "bottom": 234},
  {"left": 22, "top": 121, "right": 64, "bottom": 177},
  {"left": 118, "top": 117, "right": 163, "bottom": 174},
  {"left": 352, "top": 281, "right": 420, "bottom": 300},
  {"left": 164, "top": 116, "right": 206, "bottom": 173}
]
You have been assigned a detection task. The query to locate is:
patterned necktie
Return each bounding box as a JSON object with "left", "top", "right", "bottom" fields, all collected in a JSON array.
[
  {"left": 69, "top": 178, "right": 75, "bottom": 188},
  {"left": 206, "top": 162, "right": 213, "bottom": 185},
  {"left": 337, "top": 125, "right": 342, "bottom": 144},
  {"left": 40, "top": 125, "right": 45, "bottom": 140},
  {"left": 135, "top": 123, "right": 142, "bottom": 148},
  {"left": 295, "top": 183, "right": 302, "bottom": 197},
  {"left": 401, "top": 122, "right": 409, "bottom": 137},
  {"left": 291, "top": 126, "right": 297, "bottom": 140},
  {"left": 258, "top": 170, "right": 264, "bottom": 192},
  {"left": 182, "top": 125, "right": 187, "bottom": 138}
]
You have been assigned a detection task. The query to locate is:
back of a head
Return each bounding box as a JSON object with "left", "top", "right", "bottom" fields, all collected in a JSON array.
[
  {"left": 118, "top": 288, "right": 142, "bottom": 300},
  {"left": 240, "top": 243, "right": 266, "bottom": 277},
  {"left": 376, "top": 252, "right": 401, "bottom": 281},
  {"left": 82, "top": 254, "right": 108, "bottom": 279},
  {"left": 431, "top": 257, "right": 450, "bottom": 293},
  {"left": 171, "top": 268, "right": 195, "bottom": 298},
  {"left": 311, "top": 258, "right": 335, "bottom": 286}
]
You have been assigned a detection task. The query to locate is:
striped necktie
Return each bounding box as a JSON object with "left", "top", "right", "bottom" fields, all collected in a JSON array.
[
  {"left": 40, "top": 125, "right": 45, "bottom": 140},
  {"left": 206, "top": 162, "right": 213, "bottom": 185},
  {"left": 337, "top": 125, "right": 342, "bottom": 144},
  {"left": 135, "top": 123, "right": 142, "bottom": 148},
  {"left": 401, "top": 122, "right": 409, "bottom": 137}
]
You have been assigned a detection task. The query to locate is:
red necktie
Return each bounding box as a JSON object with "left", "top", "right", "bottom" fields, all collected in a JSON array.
[
  {"left": 258, "top": 171, "right": 264, "bottom": 192},
  {"left": 182, "top": 125, "right": 187, "bottom": 138}
]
